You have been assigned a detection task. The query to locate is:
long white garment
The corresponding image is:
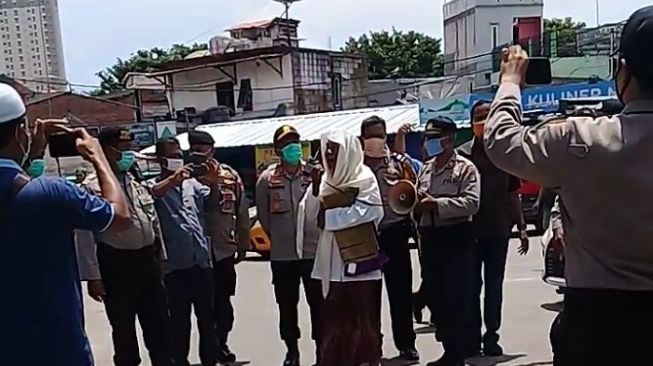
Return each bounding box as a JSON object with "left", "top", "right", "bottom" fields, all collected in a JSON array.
[
  {"left": 296, "top": 183, "right": 322, "bottom": 258},
  {"left": 312, "top": 130, "right": 385, "bottom": 297}
]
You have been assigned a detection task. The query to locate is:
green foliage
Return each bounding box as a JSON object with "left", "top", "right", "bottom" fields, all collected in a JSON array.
[
  {"left": 543, "top": 18, "right": 587, "bottom": 57},
  {"left": 91, "top": 43, "right": 208, "bottom": 96},
  {"left": 544, "top": 17, "right": 587, "bottom": 33},
  {"left": 342, "top": 29, "right": 443, "bottom": 80}
]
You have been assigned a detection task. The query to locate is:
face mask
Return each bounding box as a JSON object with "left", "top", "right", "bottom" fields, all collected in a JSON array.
[
  {"left": 26, "top": 158, "right": 45, "bottom": 178},
  {"left": 16, "top": 121, "right": 32, "bottom": 168},
  {"left": 116, "top": 150, "right": 136, "bottom": 172},
  {"left": 472, "top": 122, "right": 485, "bottom": 138},
  {"left": 363, "top": 137, "right": 387, "bottom": 158},
  {"left": 425, "top": 138, "right": 445, "bottom": 157},
  {"left": 165, "top": 158, "right": 184, "bottom": 172},
  {"left": 281, "top": 143, "right": 302, "bottom": 166}
]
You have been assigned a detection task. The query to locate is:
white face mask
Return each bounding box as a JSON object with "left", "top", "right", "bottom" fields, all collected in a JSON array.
[
  {"left": 165, "top": 158, "right": 184, "bottom": 172},
  {"left": 16, "top": 120, "right": 32, "bottom": 167}
]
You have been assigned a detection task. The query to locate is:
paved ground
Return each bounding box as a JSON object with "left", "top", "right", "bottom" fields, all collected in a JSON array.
[{"left": 85, "top": 234, "right": 560, "bottom": 366}]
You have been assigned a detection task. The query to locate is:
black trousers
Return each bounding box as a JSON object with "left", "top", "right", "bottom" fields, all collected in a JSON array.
[
  {"left": 378, "top": 221, "right": 416, "bottom": 350},
  {"left": 213, "top": 256, "right": 237, "bottom": 344},
  {"left": 420, "top": 223, "right": 474, "bottom": 363},
  {"left": 97, "top": 244, "right": 173, "bottom": 366},
  {"left": 468, "top": 237, "right": 510, "bottom": 349},
  {"left": 270, "top": 259, "right": 322, "bottom": 343},
  {"left": 165, "top": 266, "right": 217, "bottom": 366},
  {"left": 553, "top": 288, "right": 653, "bottom": 366}
]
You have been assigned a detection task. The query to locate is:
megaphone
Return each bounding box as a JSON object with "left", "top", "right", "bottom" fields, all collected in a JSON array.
[{"left": 388, "top": 180, "right": 417, "bottom": 215}]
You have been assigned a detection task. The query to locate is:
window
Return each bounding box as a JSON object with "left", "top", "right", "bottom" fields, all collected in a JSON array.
[
  {"left": 18, "top": 56, "right": 23, "bottom": 61},
  {"left": 490, "top": 23, "right": 500, "bottom": 50},
  {"left": 13, "top": 10, "right": 18, "bottom": 16},
  {"left": 332, "top": 73, "right": 343, "bottom": 110},
  {"left": 16, "top": 40, "right": 20, "bottom": 46},
  {"left": 15, "top": 24, "right": 19, "bottom": 31},
  {"left": 237, "top": 79, "right": 253, "bottom": 111}
]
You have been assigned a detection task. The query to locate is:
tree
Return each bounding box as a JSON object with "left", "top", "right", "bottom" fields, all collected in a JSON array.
[
  {"left": 543, "top": 18, "right": 587, "bottom": 57},
  {"left": 91, "top": 43, "right": 208, "bottom": 96},
  {"left": 342, "top": 29, "right": 443, "bottom": 80},
  {"left": 544, "top": 17, "right": 587, "bottom": 34}
]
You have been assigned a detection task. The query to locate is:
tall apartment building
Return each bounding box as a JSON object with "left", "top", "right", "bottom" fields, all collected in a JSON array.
[{"left": 0, "top": 0, "right": 66, "bottom": 92}]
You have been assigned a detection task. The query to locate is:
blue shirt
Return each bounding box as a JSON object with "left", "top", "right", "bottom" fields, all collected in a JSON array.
[
  {"left": 147, "top": 177, "right": 212, "bottom": 272},
  {"left": 0, "top": 159, "right": 114, "bottom": 366}
]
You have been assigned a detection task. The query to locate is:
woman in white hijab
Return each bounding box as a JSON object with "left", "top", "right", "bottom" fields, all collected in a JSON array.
[{"left": 311, "top": 129, "right": 385, "bottom": 366}]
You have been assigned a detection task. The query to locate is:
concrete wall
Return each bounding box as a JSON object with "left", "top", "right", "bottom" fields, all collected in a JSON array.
[{"left": 169, "top": 54, "right": 294, "bottom": 114}]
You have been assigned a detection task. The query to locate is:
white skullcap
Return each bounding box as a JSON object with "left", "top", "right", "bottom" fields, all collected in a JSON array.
[{"left": 0, "top": 83, "right": 26, "bottom": 123}]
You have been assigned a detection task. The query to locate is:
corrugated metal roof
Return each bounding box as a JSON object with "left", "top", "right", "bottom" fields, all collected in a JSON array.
[{"left": 141, "top": 104, "right": 420, "bottom": 153}]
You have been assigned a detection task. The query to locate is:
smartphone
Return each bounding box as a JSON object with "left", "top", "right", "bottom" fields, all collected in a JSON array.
[
  {"left": 526, "top": 57, "right": 552, "bottom": 85},
  {"left": 186, "top": 152, "right": 207, "bottom": 177},
  {"left": 48, "top": 131, "right": 79, "bottom": 158}
]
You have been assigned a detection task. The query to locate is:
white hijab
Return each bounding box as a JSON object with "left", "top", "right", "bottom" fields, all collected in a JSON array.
[{"left": 314, "top": 130, "right": 379, "bottom": 296}]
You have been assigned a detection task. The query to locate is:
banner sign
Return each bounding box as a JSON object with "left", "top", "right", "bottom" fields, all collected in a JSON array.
[
  {"left": 156, "top": 121, "right": 177, "bottom": 139},
  {"left": 255, "top": 143, "right": 311, "bottom": 177}
]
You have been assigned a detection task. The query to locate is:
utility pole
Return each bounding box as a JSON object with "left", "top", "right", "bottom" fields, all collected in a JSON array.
[
  {"left": 595, "top": 0, "right": 600, "bottom": 27},
  {"left": 273, "top": 0, "right": 301, "bottom": 112}
]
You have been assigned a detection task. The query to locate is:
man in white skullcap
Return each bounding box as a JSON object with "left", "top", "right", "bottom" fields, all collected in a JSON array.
[{"left": 0, "top": 83, "right": 131, "bottom": 365}]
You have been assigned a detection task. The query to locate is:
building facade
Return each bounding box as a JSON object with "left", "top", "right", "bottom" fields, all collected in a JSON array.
[
  {"left": 443, "top": 0, "right": 543, "bottom": 87},
  {"left": 0, "top": 0, "right": 66, "bottom": 92}
]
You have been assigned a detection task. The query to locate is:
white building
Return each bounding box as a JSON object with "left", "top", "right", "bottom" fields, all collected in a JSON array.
[
  {"left": 0, "top": 0, "right": 66, "bottom": 92},
  {"left": 443, "top": 0, "right": 543, "bottom": 87}
]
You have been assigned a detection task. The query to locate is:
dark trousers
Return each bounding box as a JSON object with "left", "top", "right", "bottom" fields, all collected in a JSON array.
[
  {"left": 97, "top": 244, "right": 172, "bottom": 366},
  {"left": 378, "top": 221, "right": 416, "bottom": 350},
  {"left": 420, "top": 223, "right": 474, "bottom": 363},
  {"left": 270, "top": 259, "right": 322, "bottom": 343},
  {"left": 468, "top": 237, "right": 510, "bottom": 349},
  {"left": 553, "top": 288, "right": 653, "bottom": 366},
  {"left": 165, "top": 266, "right": 217, "bottom": 366},
  {"left": 213, "top": 256, "right": 237, "bottom": 344}
]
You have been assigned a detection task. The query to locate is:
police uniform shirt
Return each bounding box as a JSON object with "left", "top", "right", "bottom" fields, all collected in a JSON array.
[
  {"left": 368, "top": 153, "right": 417, "bottom": 228},
  {"left": 485, "top": 81, "right": 653, "bottom": 291},
  {"left": 417, "top": 152, "right": 481, "bottom": 227},
  {"left": 255, "top": 162, "right": 312, "bottom": 261},
  {"left": 203, "top": 163, "right": 250, "bottom": 262}
]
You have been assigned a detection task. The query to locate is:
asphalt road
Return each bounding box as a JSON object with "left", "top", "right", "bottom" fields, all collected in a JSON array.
[{"left": 84, "top": 234, "right": 560, "bottom": 366}]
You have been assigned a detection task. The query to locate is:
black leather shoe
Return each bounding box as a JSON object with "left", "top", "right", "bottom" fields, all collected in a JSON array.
[
  {"left": 216, "top": 343, "right": 236, "bottom": 363},
  {"left": 399, "top": 347, "right": 420, "bottom": 361},
  {"left": 283, "top": 350, "right": 300, "bottom": 366},
  {"left": 483, "top": 342, "right": 504, "bottom": 357},
  {"left": 426, "top": 354, "right": 465, "bottom": 366}
]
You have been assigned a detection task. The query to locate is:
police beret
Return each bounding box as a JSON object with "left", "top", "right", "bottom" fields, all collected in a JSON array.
[
  {"left": 273, "top": 124, "right": 300, "bottom": 145},
  {"left": 424, "top": 116, "right": 457, "bottom": 137},
  {"left": 98, "top": 127, "right": 134, "bottom": 146},
  {"left": 188, "top": 130, "right": 215, "bottom": 146}
]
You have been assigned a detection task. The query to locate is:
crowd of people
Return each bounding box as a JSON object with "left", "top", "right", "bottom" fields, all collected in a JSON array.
[{"left": 0, "top": 5, "right": 652, "bottom": 366}]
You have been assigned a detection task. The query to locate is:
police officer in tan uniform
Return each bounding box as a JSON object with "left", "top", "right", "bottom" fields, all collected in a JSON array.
[
  {"left": 255, "top": 125, "right": 322, "bottom": 366},
  {"left": 360, "top": 116, "right": 419, "bottom": 361},
  {"left": 416, "top": 117, "right": 480, "bottom": 366},
  {"left": 77, "top": 127, "right": 173, "bottom": 366},
  {"left": 484, "top": 7, "right": 653, "bottom": 365},
  {"left": 186, "top": 130, "right": 250, "bottom": 364}
]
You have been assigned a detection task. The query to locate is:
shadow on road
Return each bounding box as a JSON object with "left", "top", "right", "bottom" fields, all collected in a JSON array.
[
  {"left": 540, "top": 301, "right": 564, "bottom": 313},
  {"left": 193, "top": 362, "right": 250, "bottom": 366},
  {"left": 381, "top": 356, "right": 419, "bottom": 366},
  {"left": 514, "top": 362, "right": 553, "bottom": 366},
  {"left": 466, "top": 353, "right": 526, "bottom": 366}
]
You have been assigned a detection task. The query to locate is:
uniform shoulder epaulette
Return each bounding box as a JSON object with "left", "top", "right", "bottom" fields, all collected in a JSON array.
[{"left": 219, "top": 163, "right": 239, "bottom": 178}]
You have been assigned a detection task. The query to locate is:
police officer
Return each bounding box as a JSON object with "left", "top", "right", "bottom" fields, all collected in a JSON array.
[
  {"left": 78, "top": 127, "right": 173, "bottom": 366},
  {"left": 416, "top": 117, "right": 480, "bottom": 366},
  {"left": 484, "top": 7, "right": 653, "bottom": 365},
  {"left": 255, "top": 125, "right": 322, "bottom": 366},
  {"left": 458, "top": 100, "right": 529, "bottom": 357},
  {"left": 0, "top": 84, "right": 131, "bottom": 365},
  {"left": 186, "top": 130, "right": 250, "bottom": 364},
  {"left": 360, "top": 116, "right": 419, "bottom": 361}
]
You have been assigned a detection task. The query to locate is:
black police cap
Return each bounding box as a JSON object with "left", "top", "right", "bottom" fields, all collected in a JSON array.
[
  {"left": 98, "top": 127, "right": 134, "bottom": 146},
  {"left": 424, "top": 116, "right": 457, "bottom": 137},
  {"left": 188, "top": 130, "right": 215, "bottom": 146},
  {"left": 618, "top": 6, "right": 653, "bottom": 79}
]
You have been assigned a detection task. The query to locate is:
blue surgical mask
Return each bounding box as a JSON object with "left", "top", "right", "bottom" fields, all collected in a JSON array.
[
  {"left": 26, "top": 158, "right": 45, "bottom": 178},
  {"left": 116, "top": 150, "right": 136, "bottom": 172},
  {"left": 281, "top": 143, "right": 302, "bottom": 166},
  {"left": 425, "top": 138, "right": 445, "bottom": 157}
]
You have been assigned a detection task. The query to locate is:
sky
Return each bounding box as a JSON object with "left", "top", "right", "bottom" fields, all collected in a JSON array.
[{"left": 58, "top": 0, "right": 650, "bottom": 88}]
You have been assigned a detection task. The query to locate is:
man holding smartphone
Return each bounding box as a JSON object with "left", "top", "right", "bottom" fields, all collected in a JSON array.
[
  {"left": 187, "top": 130, "right": 250, "bottom": 364},
  {"left": 77, "top": 127, "right": 173, "bottom": 366},
  {"left": 0, "top": 83, "right": 132, "bottom": 365}
]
